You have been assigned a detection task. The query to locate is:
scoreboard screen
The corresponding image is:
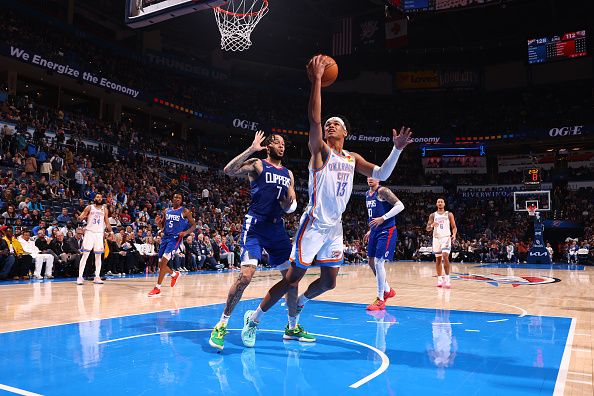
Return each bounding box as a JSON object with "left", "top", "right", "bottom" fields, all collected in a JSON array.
[
  {"left": 402, "top": 0, "right": 431, "bottom": 12},
  {"left": 528, "top": 30, "right": 587, "bottom": 65},
  {"left": 523, "top": 168, "right": 541, "bottom": 190}
]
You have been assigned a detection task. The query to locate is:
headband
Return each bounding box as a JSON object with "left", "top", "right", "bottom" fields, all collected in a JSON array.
[{"left": 325, "top": 117, "right": 347, "bottom": 132}]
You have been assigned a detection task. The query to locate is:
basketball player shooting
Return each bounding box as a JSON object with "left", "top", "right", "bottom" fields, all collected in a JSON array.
[
  {"left": 426, "top": 198, "right": 457, "bottom": 288},
  {"left": 363, "top": 177, "right": 405, "bottom": 311},
  {"left": 76, "top": 194, "right": 113, "bottom": 285},
  {"left": 148, "top": 192, "right": 196, "bottom": 296},
  {"left": 239, "top": 55, "right": 413, "bottom": 348}
]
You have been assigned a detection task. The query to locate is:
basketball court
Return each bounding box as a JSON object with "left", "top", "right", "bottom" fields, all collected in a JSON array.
[{"left": 1, "top": 261, "right": 592, "bottom": 395}]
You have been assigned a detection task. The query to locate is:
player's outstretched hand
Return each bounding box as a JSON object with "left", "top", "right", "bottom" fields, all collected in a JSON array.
[
  {"left": 392, "top": 127, "right": 413, "bottom": 150},
  {"left": 249, "top": 130, "right": 267, "bottom": 152},
  {"left": 307, "top": 55, "right": 329, "bottom": 81},
  {"left": 369, "top": 216, "right": 385, "bottom": 229}
]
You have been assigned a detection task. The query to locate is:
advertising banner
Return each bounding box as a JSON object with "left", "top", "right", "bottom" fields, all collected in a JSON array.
[{"left": 3, "top": 44, "right": 142, "bottom": 99}]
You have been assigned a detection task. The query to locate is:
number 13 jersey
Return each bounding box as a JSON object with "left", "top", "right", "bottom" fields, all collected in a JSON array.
[{"left": 305, "top": 149, "right": 355, "bottom": 229}]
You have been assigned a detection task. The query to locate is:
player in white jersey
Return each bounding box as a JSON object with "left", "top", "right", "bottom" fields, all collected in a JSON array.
[
  {"left": 76, "top": 194, "right": 113, "bottom": 285},
  {"left": 426, "top": 198, "right": 457, "bottom": 288},
  {"left": 239, "top": 55, "right": 413, "bottom": 348}
]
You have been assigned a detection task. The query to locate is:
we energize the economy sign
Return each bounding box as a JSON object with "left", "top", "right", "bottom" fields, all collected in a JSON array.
[{"left": 5, "top": 45, "right": 141, "bottom": 99}]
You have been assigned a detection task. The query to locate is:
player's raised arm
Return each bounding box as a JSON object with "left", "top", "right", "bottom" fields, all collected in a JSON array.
[
  {"left": 426, "top": 212, "right": 436, "bottom": 232},
  {"left": 279, "top": 170, "right": 297, "bottom": 214},
  {"left": 369, "top": 187, "right": 406, "bottom": 229},
  {"left": 78, "top": 205, "right": 90, "bottom": 222},
  {"left": 307, "top": 55, "right": 330, "bottom": 163},
  {"left": 449, "top": 212, "right": 458, "bottom": 241},
  {"left": 223, "top": 131, "right": 265, "bottom": 179},
  {"left": 351, "top": 127, "right": 413, "bottom": 180}
]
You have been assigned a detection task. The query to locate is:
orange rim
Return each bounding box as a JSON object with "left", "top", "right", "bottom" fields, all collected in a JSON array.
[{"left": 214, "top": 0, "right": 268, "bottom": 17}]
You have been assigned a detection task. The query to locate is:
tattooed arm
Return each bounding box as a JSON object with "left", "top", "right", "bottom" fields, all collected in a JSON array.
[
  {"left": 369, "top": 187, "right": 405, "bottom": 229},
  {"left": 223, "top": 130, "right": 265, "bottom": 180}
]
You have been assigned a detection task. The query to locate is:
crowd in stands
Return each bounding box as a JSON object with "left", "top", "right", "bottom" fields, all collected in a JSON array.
[{"left": 2, "top": 85, "right": 594, "bottom": 281}]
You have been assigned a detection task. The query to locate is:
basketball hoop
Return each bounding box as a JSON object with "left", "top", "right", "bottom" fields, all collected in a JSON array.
[
  {"left": 213, "top": 0, "right": 269, "bottom": 51},
  {"left": 527, "top": 205, "right": 537, "bottom": 217}
]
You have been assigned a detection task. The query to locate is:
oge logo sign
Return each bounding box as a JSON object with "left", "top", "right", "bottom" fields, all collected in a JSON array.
[
  {"left": 232, "top": 118, "right": 259, "bottom": 131},
  {"left": 548, "top": 125, "right": 583, "bottom": 137}
]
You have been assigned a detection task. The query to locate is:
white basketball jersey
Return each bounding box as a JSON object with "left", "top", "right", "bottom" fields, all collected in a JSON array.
[
  {"left": 305, "top": 149, "right": 355, "bottom": 228},
  {"left": 433, "top": 211, "right": 451, "bottom": 238},
  {"left": 86, "top": 205, "right": 105, "bottom": 233}
]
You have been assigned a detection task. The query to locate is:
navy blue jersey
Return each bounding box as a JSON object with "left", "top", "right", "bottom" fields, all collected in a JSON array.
[
  {"left": 248, "top": 159, "right": 291, "bottom": 222},
  {"left": 366, "top": 188, "right": 395, "bottom": 232},
  {"left": 163, "top": 206, "right": 188, "bottom": 238}
]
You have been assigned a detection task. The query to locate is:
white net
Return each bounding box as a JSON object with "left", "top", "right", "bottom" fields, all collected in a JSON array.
[{"left": 213, "top": 0, "right": 269, "bottom": 51}]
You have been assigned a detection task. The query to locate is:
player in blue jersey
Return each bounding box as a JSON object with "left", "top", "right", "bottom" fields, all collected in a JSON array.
[
  {"left": 209, "top": 130, "right": 313, "bottom": 350},
  {"left": 148, "top": 192, "right": 196, "bottom": 296},
  {"left": 363, "top": 177, "right": 405, "bottom": 311}
]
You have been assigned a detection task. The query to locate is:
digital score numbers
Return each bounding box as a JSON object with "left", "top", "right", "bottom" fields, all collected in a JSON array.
[
  {"left": 524, "top": 168, "right": 541, "bottom": 190},
  {"left": 528, "top": 30, "right": 587, "bottom": 65}
]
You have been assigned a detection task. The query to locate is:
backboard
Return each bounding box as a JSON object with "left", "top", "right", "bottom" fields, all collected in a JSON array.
[
  {"left": 126, "top": 0, "right": 227, "bottom": 28},
  {"left": 513, "top": 190, "right": 551, "bottom": 212}
]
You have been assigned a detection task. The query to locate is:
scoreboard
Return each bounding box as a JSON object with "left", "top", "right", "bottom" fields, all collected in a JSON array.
[
  {"left": 401, "top": 0, "right": 497, "bottom": 12},
  {"left": 523, "top": 168, "right": 541, "bottom": 190},
  {"left": 402, "top": 0, "right": 431, "bottom": 12},
  {"left": 528, "top": 30, "right": 587, "bottom": 65}
]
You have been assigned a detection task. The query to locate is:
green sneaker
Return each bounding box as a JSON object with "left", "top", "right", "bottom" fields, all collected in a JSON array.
[
  {"left": 209, "top": 324, "right": 228, "bottom": 350},
  {"left": 241, "top": 310, "right": 258, "bottom": 348},
  {"left": 283, "top": 324, "right": 316, "bottom": 342}
]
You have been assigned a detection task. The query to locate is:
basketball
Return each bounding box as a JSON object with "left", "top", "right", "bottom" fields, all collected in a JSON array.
[{"left": 307, "top": 54, "right": 338, "bottom": 87}]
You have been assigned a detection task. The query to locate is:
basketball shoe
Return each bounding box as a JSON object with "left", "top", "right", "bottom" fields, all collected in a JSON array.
[
  {"left": 209, "top": 324, "right": 229, "bottom": 350},
  {"left": 366, "top": 298, "right": 386, "bottom": 311},
  {"left": 170, "top": 271, "right": 180, "bottom": 287},
  {"left": 148, "top": 287, "right": 161, "bottom": 296},
  {"left": 383, "top": 288, "right": 396, "bottom": 301},
  {"left": 241, "top": 310, "right": 258, "bottom": 348},
  {"left": 283, "top": 324, "right": 316, "bottom": 342},
  {"left": 436, "top": 276, "right": 444, "bottom": 287}
]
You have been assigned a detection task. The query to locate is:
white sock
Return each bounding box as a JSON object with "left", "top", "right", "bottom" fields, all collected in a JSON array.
[
  {"left": 155, "top": 284, "right": 162, "bottom": 289},
  {"left": 250, "top": 306, "right": 264, "bottom": 323},
  {"left": 384, "top": 279, "right": 391, "bottom": 292},
  {"left": 94, "top": 254, "right": 102, "bottom": 277},
  {"left": 288, "top": 315, "right": 297, "bottom": 330},
  {"left": 375, "top": 258, "right": 386, "bottom": 301},
  {"left": 297, "top": 294, "right": 310, "bottom": 307},
  {"left": 219, "top": 313, "right": 230, "bottom": 327},
  {"left": 78, "top": 252, "right": 90, "bottom": 278}
]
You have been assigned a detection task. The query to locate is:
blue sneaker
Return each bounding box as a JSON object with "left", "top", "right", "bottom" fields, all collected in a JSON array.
[{"left": 241, "top": 310, "right": 258, "bottom": 348}]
